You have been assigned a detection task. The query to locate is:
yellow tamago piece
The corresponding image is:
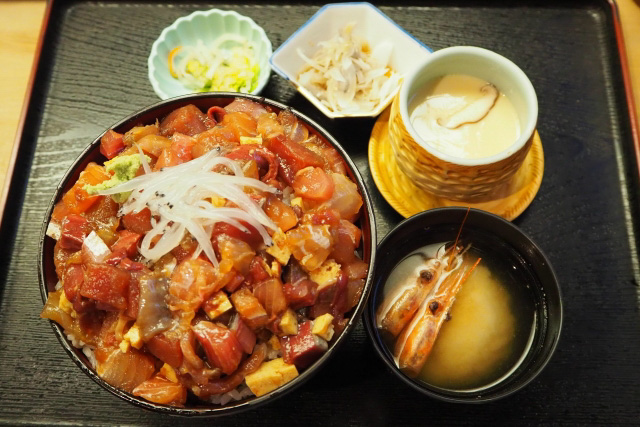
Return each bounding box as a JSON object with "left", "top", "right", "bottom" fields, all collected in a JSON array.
[
  {"left": 114, "top": 314, "right": 129, "bottom": 341},
  {"left": 240, "top": 136, "right": 263, "bottom": 145},
  {"left": 268, "top": 334, "right": 281, "bottom": 352},
  {"left": 123, "top": 324, "right": 143, "bottom": 349},
  {"left": 312, "top": 313, "right": 335, "bottom": 341},
  {"left": 279, "top": 309, "right": 298, "bottom": 335},
  {"left": 270, "top": 261, "right": 281, "bottom": 277},
  {"left": 205, "top": 291, "right": 233, "bottom": 320},
  {"left": 58, "top": 290, "right": 77, "bottom": 318},
  {"left": 290, "top": 197, "right": 303, "bottom": 209},
  {"left": 160, "top": 364, "right": 179, "bottom": 383},
  {"left": 266, "top": 228, "right": 291, "bottom": 265},
  {"left": 309, "top": 259, "right": 341, "bottom": 292},
  {"left": 211, "top": 196, "right": 226, "bottom": 207},
  {"left": 244, "top": 358, "right": 299, "bottom": 397}
]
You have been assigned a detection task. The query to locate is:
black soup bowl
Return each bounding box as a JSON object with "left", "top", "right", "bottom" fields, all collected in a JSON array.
[
  {"left": 38, "top": 93, "right": 376, "bottom": 416},
  {"left": 364, "top": 207, "right": 561, "bottom": 403}
]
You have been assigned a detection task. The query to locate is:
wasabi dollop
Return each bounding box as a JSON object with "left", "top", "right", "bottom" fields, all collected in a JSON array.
[{"left": 85, "top": 154, "right": 151, "bottom": 202}]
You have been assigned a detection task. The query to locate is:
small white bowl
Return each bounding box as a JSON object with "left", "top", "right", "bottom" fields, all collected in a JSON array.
[
  {"left": 270, "top": 2, "right": 432, "bottom": 119},
  {"left": 148, "top": 9, "right": 272, "bottom": 100}
]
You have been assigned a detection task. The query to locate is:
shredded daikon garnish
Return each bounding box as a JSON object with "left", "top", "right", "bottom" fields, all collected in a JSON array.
[
  {"left": 97, "top": 149, "right": 277, "bottom": 266},
  {"left": 296, "top": 23, "right": 400, "bottom": 114},
  {"left": 169, "top": 35, "right": 261, "bottom": 93}
]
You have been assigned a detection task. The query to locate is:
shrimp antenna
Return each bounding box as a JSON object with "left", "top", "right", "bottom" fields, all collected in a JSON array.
[
  {"left": 447, "top": 207, "right": 471, "bottom": 270},
  {"left": 459, "top": 257, "right": 482, "bottom": 285}
]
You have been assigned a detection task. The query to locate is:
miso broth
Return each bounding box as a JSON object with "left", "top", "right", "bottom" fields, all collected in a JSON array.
[{"left": 378, "top": 242, "right": 535, "bottom": 391}]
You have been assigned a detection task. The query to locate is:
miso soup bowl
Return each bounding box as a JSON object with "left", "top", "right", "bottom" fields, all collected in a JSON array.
[
  {"left": 388, "top": 46, "right": 538, "bottom": 201},
  {"left": 38, "top": 93, "right": 376, "bottom": 416},
  {"left": 364, "top": 208, "right": 562, "bottom": 403}
]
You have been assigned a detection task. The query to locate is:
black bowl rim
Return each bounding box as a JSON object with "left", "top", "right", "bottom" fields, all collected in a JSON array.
[
  {"left": 363, "top": 207, "right": 562, "bottom": 404},
  {"left": 38, "top": 92, "right": 377, "bottom": 416}
]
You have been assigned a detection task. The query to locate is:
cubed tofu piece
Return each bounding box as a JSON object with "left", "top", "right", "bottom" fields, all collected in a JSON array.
[
  {"left": 244, "top": 358, "right": 299, "bottom": 397},
  {"left": 46, "top": 221, "right": 61, "bottom": 240},
  {"left": 266, "top": 229, "right": 291, "bottom": 265},
  {"left": 279, "top": 309, "right": 299, "bottom": 336},
  {"left": 82, "top": 231, "right": 111, "bottom": 263},
  {"left": 240, "top": 136, "right": 263, "bottom": 145},
  {"left": 312, "top": 313, "right": 335, "bottom": 341},
  {"left": 160, "top": 363, "right": 179, "bottom": 383},
  {"left": 119, "top": 339, "right": 130, "bottom": 353},
  {"left": 309, "top": 259, "right": 341, "bottom": 292},
  {"left": 268, "top": 334, "right": 281, "bottom": 352},
  {"left": 123, "top": 324, "right": 143, "bottom": 349},
  {"left": 204, "top": 291, "right": 233, "bottom": 320}
]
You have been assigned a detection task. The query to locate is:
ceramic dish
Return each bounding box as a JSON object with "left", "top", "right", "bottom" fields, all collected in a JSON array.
[
  {"left": 364, "top": 208, "right": 562, "bottom": 403},
  {"left": 148, "top": 9, "right": 272, "bottom": 100},
  {"left": 39, "top": 93, "right": 376, "bottom": 416},
  {"left": 270, "top": 2, "right": 432, "bottom": 118},
  {"left": 368, "top": 108, "right": 544, "bottom": 221},
  {"left": 388, "top": 46, "right": 539, "bottom": 201}
]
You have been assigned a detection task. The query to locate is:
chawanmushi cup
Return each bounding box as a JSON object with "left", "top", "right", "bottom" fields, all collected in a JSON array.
[
  {"left": 388, "top": 46, "right": 538, "bottom": 201},
  {"left": 364, "top": 208, "right": 562, "bottom": 403}
]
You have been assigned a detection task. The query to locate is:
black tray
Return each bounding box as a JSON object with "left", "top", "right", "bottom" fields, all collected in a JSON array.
[{"left": 1, "top": 0, "right": 639, "bottom": 424}]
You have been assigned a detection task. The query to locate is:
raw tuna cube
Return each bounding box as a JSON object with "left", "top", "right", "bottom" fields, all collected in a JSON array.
[
  {"left": 111, "top": 230, "right": 141, "bottom": 257},
  {"left": 253, "top": 278, "right": 287, "bottom": 316},
  {"left": 80, "top": 264, "right": 131, "bottom": 310},
  {"left": 100, "top": 130, "right": 125, "bottom": 159},
  {"left": 160, "top": 104, "right": 212, "bottom": 137},
  {"left": 230, "top": 288, "right": 268, "bottom": 330},
  {"left": 146, "top": 333, "right": 183, "bottom": 368},
  {"left": 280, "top": 321, "right": 328, "bottom": 369},
  {"left": 59, "top": 214, "right": 91, "bottom": 251},
  {"left": 192, "top": 321, "right": 243, "bottom": 375},
  {"left": 283, "top": 279, "right": 318, "bottom": 310},
  {"left": 230, "top": 314, "right": 257, "bottom": 354},
  {"left": 63, "top": 264, "right": 84, "bottom": 302}
]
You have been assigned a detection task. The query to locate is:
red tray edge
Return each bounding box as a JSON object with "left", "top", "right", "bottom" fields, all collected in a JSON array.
[{"left": 609, "top": 0, "right": 640, "bottom": 181}]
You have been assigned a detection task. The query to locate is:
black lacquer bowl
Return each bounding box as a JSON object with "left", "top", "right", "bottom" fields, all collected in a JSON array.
[
  {"left": 364, "top": 207, "right": 561, "bottom": 403},
  {"left": 38, "top": 93, "right": 376, "bottom": 416}
]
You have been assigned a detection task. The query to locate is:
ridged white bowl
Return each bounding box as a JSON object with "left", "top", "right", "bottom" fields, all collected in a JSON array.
[{"left": 149, "top": 9, "right": 272, "bottom": 100}]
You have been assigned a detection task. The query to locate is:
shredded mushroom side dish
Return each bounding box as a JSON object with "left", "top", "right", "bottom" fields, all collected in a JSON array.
[{"left": 296, "top": 24, "right": 401, "bottom": 114}]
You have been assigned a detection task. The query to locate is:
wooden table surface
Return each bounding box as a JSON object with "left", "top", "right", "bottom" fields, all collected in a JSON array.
[{"left": 1, "top": 0, "right": 639, "bottom": 198}]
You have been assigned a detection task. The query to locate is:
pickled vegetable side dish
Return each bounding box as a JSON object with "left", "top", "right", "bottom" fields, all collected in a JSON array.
[
  {"left": 169, "top": 36, "right": 261, "bottom": 94},
  {"left": 41, "top": 98, "right": 369, "bottom": 406}
]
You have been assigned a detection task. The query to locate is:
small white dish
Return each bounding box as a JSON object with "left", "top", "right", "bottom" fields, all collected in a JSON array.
[
  {"left": 149, "top": 9, "right": 272, "bottom": 100},
  {"left": 270, "top": 2, "right": 432, "bottom": 119}
]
